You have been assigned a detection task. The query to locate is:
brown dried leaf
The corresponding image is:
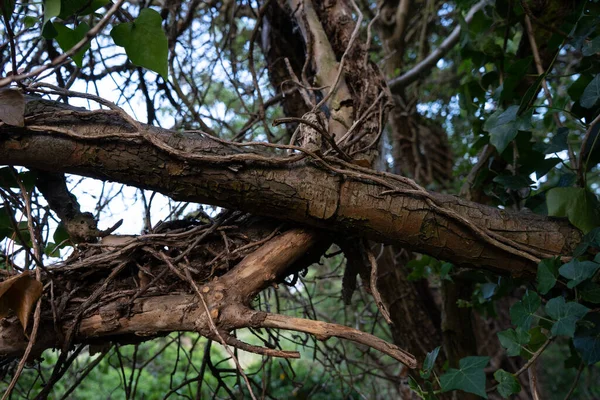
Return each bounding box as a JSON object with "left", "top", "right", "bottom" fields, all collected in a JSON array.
[
  {"left": 0, "top": 271, "right": 43, "bottom": 332},
  {"left": 0, "top": 88, "right": 25, "bottom": 127}
]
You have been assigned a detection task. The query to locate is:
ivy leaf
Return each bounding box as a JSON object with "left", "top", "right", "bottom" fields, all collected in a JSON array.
[
  {"left": 440, "top": 356, "right": 489, "bottom": 398},
  {"left": 498, "top": 327, "right": 530, "bottom": 356},
  {"left": 581, "top": 75, "right": 600, "bottom": 108},
  {"left": 510, "top": 290, "right": 540, "bottom": 330},
  {"left": 492, "top": 175, "right": 533, "bottom": 190},
  {"left": 111, "top": 9, "right": 168, "bottom": 79},
  {"left": 54, "top": 22, "right": 90, "bottom": 67},
  {"left": 582, "top": 36, "right": 600, "bottom": 57},
  {"left": 542, "top": 127, "right": 569, "bottom": 154},
  {"left": 573, "top": 313, "right": 600, "bottom": 365},
  {"left": 537, "top": 258, "right": 561, "bottom": 294},
  {"left": 559, "top": 259, "right": 600, "bottom": 288},
  {"left": 545, "top": 297, "right": 589, "bottom": 337},
  {"left": 421, "top": 346, "right": 440, "bottom": 379},
  {"left": 59, "top": 0, "right": 108, "bottom": 19},
  {"left": 493, "top": 369, "right": 521, "bottom": 398},
  {"left": 547, "top": 187, "right": 600, "bottom": 233},
  {"left": 580, "top": 281, "right": 600, "bottom": 303},
  {"left": 574, "top": 227, "right": 600, "bottom": 257},
  {"left": 483, "top": 105, "right": 532, "bottom": 153},
  {"left": 43, "top": 0, "right": 61, "bottom": 25}
]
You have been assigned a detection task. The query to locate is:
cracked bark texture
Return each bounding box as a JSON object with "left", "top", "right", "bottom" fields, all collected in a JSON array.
[{"left": 0, "top": 101, "right": 581, "bottom": 277}]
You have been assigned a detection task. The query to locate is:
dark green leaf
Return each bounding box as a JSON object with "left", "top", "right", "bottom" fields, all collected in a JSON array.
[
  {"left": 54, "top": 22, "right": 91, "bottom": 67},
  {"left": 547, "top": 187, "right": 600, "bottom": 233},
  {"left": 493, "top": 369, "right": 521, "bottom": 398},
  {"left": 545, "top": 296, "right": 589, "bottom": 337},
  {"left": 573, "top": 313, "right": 600, "bottom": 365},
  {"left": 510, "top": 290, "right": 540, "bottom": 329},
  {"left": 559, "top": 259, "right": 600, "bottom": 288},
  {"left": 580, "top": 281, "right": 600, "bottom": 303},
  {"left": 518, "top": 72, "right": 546, "bottom": 115},
  {"left": 493, "top": 175, "right": 533, "bottom": 190},
  {"left": 483, "top": 106, "right": 532, "bottom": 153},
  {"left": 53, "top": 223, "right": 70, "bottom": 246},
  {"left": 568, "top": 74, "right": 593, "bottom": 102},
  {"left": 535, "top": 157, "right": 560, "bottom": 180},
  {"left": 574, "top": 227, "right": 600, "bottom": 257},
  {"left": 581, "top": 75, "right": 600, "bottom": 109},
  {"left": 582, "top": 36, "right": 600, "bottom": 56},
  {"left": 440, "top": 263, "right": 453, "bottom": 281},
  {"left": 526, "top": 327, "right": 547, "bottom": 356},
  {"left": 543, "top": 127, "right": 569, "bottom": 154},
  {"left": 440, "top": 356, "right": 489, "bottom": 398},
  {"left": 537, "top": 257, "right": 561, "bottom": 294},
  {"left": 421, "top": 346, "right": 440, "bottom": 379},
  {"left": 498, "top": 327, "right": 530, "bottom": 356},
  {"left": 110, "top": 9, "right": 168, "bottom": 79}
]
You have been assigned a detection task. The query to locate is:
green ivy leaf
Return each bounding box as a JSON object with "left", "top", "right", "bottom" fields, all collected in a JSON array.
[
  {"left": 545, "top": 297, "right": 589, "bottom": 337},
  {"left": 547, "top": 187, "right": 600, "bottom": 233},
  {"left": 542, "top": 127, "right": 569, "bottom": 154},
  {"left": 574, "top": 228, "right": 600, "bottom": 257},
  {"left": 580, "top": 281, "right": 600, "bottom": 303},
  {"left": 526, "top": 327, "right": 547, "bottom": 356},
  {"left": 573, "top": 313, "right": 600, "bottom": 365},
  {"left": 440, "top": 263, "right": 453, "bottom": 281},
  {"left": 483, "top": 105, "right": 532, "bottom": 153},
  {"left": 493, "top": 369, "right": 521, "bottom": 398},
  {"left": 537, "top": 258, "right": 560, "bottom": 294},
  {"left": 421, "top": 346, "right": 440, "bottom": 379},
  {"left": 498, "top": 327, "right": 530, "bottom": 356},
  {"left": 43, "top": 0, "right": 61, "bottom": 25},
  {"left": 23, "top": 16, "right": 38, "bottom": 29},
  {"left": 582, "top": 36, "right": 600, "bottom": 57},
  {"left": 53, "top": 222, "right": 70, "bottom": 246},
  {"left": 492, "top": 175, "right": 533, "bottom": 190},
  {"left": 59, "top": 0, "right": 108, "bottom": 19},
  {"left": 559, "top": 259, "right": 600, "bottom": 288},
  {"left": 54, "top": 22, "right": 90, "bottom": 67},
  {"left": 440, "top": 356, "right": 489, "bottom": 398},
  {"left": 581, "top": 75, "right": 600, "bottom": 109},
  {"left": 510, "top": 290, "right": 540, "bottom": 329},
  {"left": 110, "top": 9, "right": 168, "bottom": 79}
]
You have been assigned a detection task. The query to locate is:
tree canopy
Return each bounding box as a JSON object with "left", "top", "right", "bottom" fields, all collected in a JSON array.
[{"left": 0, "top": 0, "right": 599, "bottom": 398}]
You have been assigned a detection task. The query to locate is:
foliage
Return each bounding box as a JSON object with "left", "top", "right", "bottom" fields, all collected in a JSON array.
[{"left": 0, "top": 0, "right": 599, "bottom": 398}]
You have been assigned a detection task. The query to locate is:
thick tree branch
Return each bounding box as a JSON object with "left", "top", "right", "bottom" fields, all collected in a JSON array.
[{"left": 0, "top": 100, "right": 581, "bottom": 276}]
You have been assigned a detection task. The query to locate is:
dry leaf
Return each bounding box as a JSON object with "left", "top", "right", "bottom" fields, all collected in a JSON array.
[
  {"left": 0, "top": 271, "right": 43, "bottom": 332},
  {"left": 0, "top": 88, "right": 25, "bottom": 127}
]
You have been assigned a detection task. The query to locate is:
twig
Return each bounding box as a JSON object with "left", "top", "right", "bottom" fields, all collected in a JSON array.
[
  {"left": 255, "top": 311, "right": 417, "bottom": 368},
  {"left": 388, "top": 0, "right": 490, "bottom": 90},
  {"left": 0, "top": 0, "right": 127, "bottom": 88},
  {"left": 2, "top": 174, "right": 45, "bottom": 400},
  {"left": 363, "top": 239, "right": 393, "bottom": 325},
  {"left": 563, "top": 361, "right": 584, "bottom": 400}
]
